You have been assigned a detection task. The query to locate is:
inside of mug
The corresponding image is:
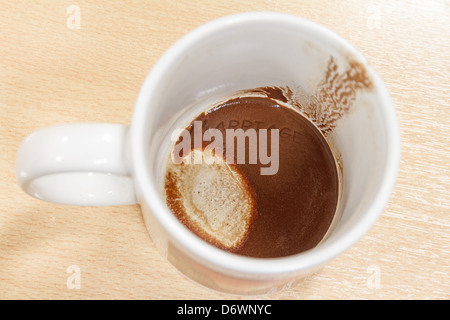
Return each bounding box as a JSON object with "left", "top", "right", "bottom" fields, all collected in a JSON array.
[{"left": 143, "top": 17, "right": 392, "bottom": 256}]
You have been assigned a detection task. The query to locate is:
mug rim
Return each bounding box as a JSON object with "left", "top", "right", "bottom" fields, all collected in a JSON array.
[{"left": 130, "top": 12, "right": 400, "bottom": 276}]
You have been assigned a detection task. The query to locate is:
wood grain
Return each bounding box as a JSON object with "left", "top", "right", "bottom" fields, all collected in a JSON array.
[{"left": 1, "top": 0, "right": 449, "bottom": 299}]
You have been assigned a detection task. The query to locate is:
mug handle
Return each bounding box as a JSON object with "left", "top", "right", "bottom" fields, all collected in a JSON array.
[{"left": 16, "top": 123, "right": 137, "bottom": 206}]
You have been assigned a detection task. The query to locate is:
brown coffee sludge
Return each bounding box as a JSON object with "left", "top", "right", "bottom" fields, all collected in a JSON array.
[{"left": 164, "top": 96, "right": 339, "bottom": 258}]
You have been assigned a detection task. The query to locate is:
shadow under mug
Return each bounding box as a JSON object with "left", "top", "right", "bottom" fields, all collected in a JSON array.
[{"left": 16, "top": 12, "right": 400, "bottom": 295}]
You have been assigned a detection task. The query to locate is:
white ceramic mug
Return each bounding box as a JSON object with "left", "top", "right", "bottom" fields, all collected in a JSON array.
[{"left": 16, "top": 12, "right": 400, "bottom": 295}]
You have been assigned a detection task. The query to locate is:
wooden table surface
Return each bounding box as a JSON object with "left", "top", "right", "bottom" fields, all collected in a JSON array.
[{"left": 1, "top": 0, "right": 449, "bottom": 300}]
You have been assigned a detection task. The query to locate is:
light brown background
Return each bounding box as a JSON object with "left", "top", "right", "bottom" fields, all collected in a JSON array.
[{"left": 1, "top": 0, "right": 449, "bottom": 299}]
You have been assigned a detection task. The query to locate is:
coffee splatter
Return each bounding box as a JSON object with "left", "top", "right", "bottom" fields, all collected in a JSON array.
[
  {"left": 240, "top": 86, "right": 292, "bottom": 103},
  {"left": 242, "top": 56, "right": 373, "bottom": 135}
]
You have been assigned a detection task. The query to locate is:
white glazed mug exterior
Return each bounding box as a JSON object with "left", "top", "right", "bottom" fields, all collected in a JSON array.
[{"left": 16, "top": 12, "right": 400, "bottom": 295}]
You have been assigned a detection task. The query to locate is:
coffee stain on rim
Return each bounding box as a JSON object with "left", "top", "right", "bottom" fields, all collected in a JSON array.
[{"left": 240, "top": 56, "right": 374, "bottom": 135}]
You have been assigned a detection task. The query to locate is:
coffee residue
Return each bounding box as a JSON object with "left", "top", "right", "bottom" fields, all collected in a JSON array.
[
  {"left": 165, "top": 96, "right": 339, "bottom": 258},
  {"left": 244, "top": 56, "right": 373, "bottom": 135},
  {"left": 163, "top": 55, "right": 372, "bottom": 258}
]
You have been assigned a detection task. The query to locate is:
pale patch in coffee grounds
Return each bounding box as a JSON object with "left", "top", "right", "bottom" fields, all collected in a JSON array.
[{"left": 165, "top": 150, "right": 257, "bottom": 250}]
